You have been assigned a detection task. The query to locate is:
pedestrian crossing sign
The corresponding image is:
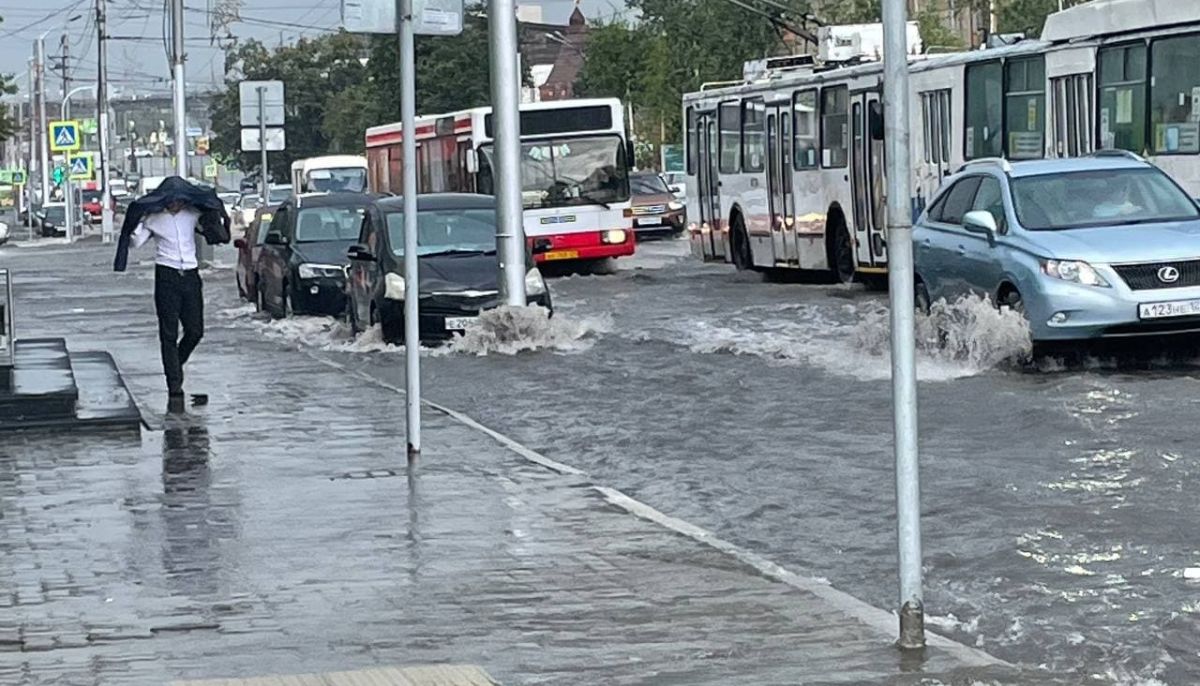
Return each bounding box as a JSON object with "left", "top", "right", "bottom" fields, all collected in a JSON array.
[
  {"left": 68, "top": 154, "right": 93, "bottom": 181},
  {"left": 49, "top": 120, "right": 81, "bottom": 152},
  {"left": 11, "top": 170, "right": 26, "bottom": 185}
]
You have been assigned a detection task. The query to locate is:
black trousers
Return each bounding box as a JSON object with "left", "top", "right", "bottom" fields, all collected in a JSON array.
[{"left": 154, "top": 265, "right": 204, "bottom": 394}]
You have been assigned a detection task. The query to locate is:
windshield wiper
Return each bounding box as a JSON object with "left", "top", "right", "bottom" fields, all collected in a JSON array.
[
  {"left": 420, "top": 248, "right": 495, "bottom": 257},
  {"left": 574, "top": 192, "right": 610, "bottom": 209}
]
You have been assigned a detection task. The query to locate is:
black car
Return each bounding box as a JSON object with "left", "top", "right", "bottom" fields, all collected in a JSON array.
[
  {"left": 346, "top": 194, "right": 552, "bottom": 343},
  {"left": 256, "top": 193, "right": 380, "bottom": 318}
]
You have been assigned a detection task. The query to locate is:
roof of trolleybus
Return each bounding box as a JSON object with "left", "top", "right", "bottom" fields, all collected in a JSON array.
[
  {"left": 683, "top": 0, "right": 1199, "bottom": 104},
  {"left": 364, "top": 97, "right": 626, "bottom": 145}
]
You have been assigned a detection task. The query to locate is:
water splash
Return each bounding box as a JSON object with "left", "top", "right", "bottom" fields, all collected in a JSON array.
[{"left": 437, "top": 305, "right": 611, "bottom": 356}]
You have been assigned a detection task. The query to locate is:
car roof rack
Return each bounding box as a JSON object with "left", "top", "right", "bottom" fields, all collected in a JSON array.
[
  {"left": 1088, "top": 148, "right": 1146, "bottom": 162},
  {"left": 957, "top": 157, "right": 1012, "bottom": 174}
]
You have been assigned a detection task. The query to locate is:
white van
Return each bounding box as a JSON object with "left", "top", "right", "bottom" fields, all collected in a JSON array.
[{"left": 290, "top": 156, "right": 368, "bottom": 194}]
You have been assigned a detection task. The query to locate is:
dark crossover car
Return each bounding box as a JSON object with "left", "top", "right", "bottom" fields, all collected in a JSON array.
[
  {"left": 256, "top": 193, "right": 380, "bottom": 318},
  {"left": 346, "top": 194, "right": 552, "bottom": 343},
  {"left": 629, "top": 172, "right": 685, "bottom": 236},
  {"left": 234, "top": 211, "right": 273, "bottom": 302}
]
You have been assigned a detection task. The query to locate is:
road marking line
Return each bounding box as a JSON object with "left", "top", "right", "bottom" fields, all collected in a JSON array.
[{"left": 306, "top": 350, "right": 1010, "bottom": 669}]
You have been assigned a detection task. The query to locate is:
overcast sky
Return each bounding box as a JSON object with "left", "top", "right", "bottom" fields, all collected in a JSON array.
[{"left": 0, "top": 0, "right": 622, "bottom": 100}]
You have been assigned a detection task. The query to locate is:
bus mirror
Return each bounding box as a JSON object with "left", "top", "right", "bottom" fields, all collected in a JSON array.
[
  {"left": 869, "top": 102, "right": 884, "bottom": 141},
  {"left": 466, "top": 148, "right": 478, "bottom": 174}
]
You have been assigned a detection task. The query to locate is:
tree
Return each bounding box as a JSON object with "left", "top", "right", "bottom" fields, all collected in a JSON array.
[
  {"left": 0, "top": 16, "right": 19, "bottom": 145},
  {"left": 997, "top": 0, "right": 1087, "bottom": 37}
]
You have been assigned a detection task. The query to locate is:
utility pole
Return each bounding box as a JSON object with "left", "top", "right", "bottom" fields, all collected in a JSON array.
[
  {"left": 58, "top": 34, "right": 70, "bottom": 101},
  {"left": 97, "top": 0, "right": 114, "bottom": 242},
  {"left": 881, "top": 0, "right": 924, "bottom": 650},
  {"left": 35, "top": 38, "right": 50, "bottom": 208},
  {"left": 27, "top": 58, "right": 36, "bottom": 220},
  {"left": 170, "top": 0, "right": 187, "bottom": 177},
  {"left": 488, "top": 0, "right": 527, "bottom": 307},
  {"left": 397, "top": 0, "right": 421, "bottom": 460}
]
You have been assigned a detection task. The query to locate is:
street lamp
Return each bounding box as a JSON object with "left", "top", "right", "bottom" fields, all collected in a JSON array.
[
  {"left": 61, "top": 85, "right": 95, "bottom": 120},
  {"left": 59, "top": 85, "right": 95, "bottom": 243}
]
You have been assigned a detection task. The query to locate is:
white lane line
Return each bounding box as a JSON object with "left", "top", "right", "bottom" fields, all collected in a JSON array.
[{"left": 306, "top": 349, "right": 1010, "bottom": 669}]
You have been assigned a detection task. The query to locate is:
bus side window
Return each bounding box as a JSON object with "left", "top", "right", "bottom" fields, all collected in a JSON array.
[
  {"left": 964, "top": 61, "right": 1003, "bottom": 159},
  {"left": 741, "top": 97, "right": 765, "bottom": 173},
  {"left": 820, "top": 86, "right": 848, "bottom": 168},
  {"left": 718, "top": 101, "right": 740, "bottom": 174},
  {"left": 793, "top": 89, "right": 818, "bottom": 170},
  {"left": 686, "top": 107, "right": 697, "bottom": 175}
]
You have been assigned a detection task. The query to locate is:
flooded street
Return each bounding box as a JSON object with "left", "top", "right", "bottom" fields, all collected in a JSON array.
[{"left": 212, "top": 237, "right": 1200, "bottom": 683}]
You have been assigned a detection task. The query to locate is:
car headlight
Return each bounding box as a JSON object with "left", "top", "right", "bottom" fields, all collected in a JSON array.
[
  {"left": 601, "top": 229, "right": 627, "bottom": 244},
  {"left": 297, "top": 263, "right": 344, "bottom": 279},
  {"left": 1042, "top": 259, "right": 1110, "bottom": 288},
  {"left": 525, "top": 267, "right": 546, "bottom": 296},
  {"left": 668, "top": 201, "right": 683, "bottom": 211},
  {"left": 385, "top": 272, "right": 406, "bottom": 300}
]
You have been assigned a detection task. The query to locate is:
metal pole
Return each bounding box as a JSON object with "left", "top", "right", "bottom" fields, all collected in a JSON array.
[
  {"left": 170, "top": 0, "right": 186, "bottom": 178},
  {"left": 27, "top": 58, "right": 36, "bottom": 224},
  {"left": 35, "top": 38, "right": 50, "bottom": 208},
  {"left": 97, "top": 0, "right": 114, "bottom": 243},
  {"left": 398, "top": 0, "right": 421, "bottom": 460},
  {"left": 258, "top": 87, "right": 269, "bottom": 202},
  {"left": 882, "top": 0, "right": 924, "bottom": 650},
  {"left": 61, "top": 92, "right": 81, "bottom": 242},
  {"left": 488, "top": 0, "right": 527, "bottom": 306}
]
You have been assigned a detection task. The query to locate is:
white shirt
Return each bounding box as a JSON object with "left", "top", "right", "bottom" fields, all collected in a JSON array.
[{"left": 132, "top": 208, "right": 200, "bottom": 270}]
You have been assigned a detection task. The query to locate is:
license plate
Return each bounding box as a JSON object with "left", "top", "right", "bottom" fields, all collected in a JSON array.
[
  {"left": 444, "top": 316, "right": 477, "bottom": 331},
  {"left": 1139, "top": 299, "right": 1200, "bottom": 320},
  {"left": 542, "top": 249, "right": 579, "bottom": 261},
  {"left": 634, "top": 218, "right": 662, "bottom": 227}
]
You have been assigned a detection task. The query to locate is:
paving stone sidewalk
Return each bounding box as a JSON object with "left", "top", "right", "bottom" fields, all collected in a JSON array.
[{"left": 1, "top": 242, "right": 1035, "bottom": 684}]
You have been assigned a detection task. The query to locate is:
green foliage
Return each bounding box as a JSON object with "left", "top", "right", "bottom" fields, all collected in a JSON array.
[
  {"left": 917, "top": 5, "right": 965, "bottom": 51},
  {"left": 998, "top": 0, "right": 1085, "bottom": 37},
  {"left": 0, "top": 15, "right": 18, "bottom": 145}
]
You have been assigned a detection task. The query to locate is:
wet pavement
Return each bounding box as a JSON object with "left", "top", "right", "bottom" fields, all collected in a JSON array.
[{"left": 0, "top": 240, "right": 1036, "bottom": 684}]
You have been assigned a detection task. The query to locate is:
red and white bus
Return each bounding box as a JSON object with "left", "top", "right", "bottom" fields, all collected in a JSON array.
[{"left": 364, "top": 97, "right": 636, "bottom": 266}]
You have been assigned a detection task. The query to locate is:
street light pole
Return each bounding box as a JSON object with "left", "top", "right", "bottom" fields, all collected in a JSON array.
[
  {"left": 881, "top": 0, "right": 924, "bottom": 650},
  {"left": 97, "top": 0, "right": 114, "bottom": 242},
  {"left": 62, "top": 85, "right": 94, "bottom": 243},
  {"left": 489, "top": 0, "right": 526, "bottom": 306},
  {"left": 35, "top": 38, "right": 50, "bottom": 208},
  {"left": 396, "top": 0, "right": 421, "bottom": 460},
  {"left": 170, "top": 0, "right": 187, "bottom": 177}
]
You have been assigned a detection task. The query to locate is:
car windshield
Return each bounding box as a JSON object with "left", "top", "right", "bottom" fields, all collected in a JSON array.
[
  {"left": 295, "top": 206, "right": 365, "bottom": 243},
  {"left": 44, "top": 206, "right": 64, "bottom": 222},
  {"left": 1011, "top": 167, "right": 1200, "bottom": 230},
  {"left": 240, "top": 194, "right": 261, "bottom": 207},
  {"left": 307, "top": 167, "right": 367, "bottom": 193},
  {"left": 81, "top": 191, "right": 100, "bottom": 202},
  {"left": 268, "top": 186, "right": 292, "bottom": 203},
  {"left": 386, "top": 208, "right": 497, "bottom": 256},
  {"left": 630, "top": 174, "right": 670, "bottom": 195},
  {"left": 479, "top": 135, "right": 630, "bottom": 210}
]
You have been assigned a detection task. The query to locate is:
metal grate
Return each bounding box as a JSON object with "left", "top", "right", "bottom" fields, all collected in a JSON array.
[
  {"left": 1112, "top": 259, "right": 1200, "bottom": 290},
  {"left": 633, "top": 204, "right": 667, "bottom": 215}
]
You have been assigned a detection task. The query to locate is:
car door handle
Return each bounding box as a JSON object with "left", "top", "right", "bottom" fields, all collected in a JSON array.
[
  {"left": 956, "top": 246, "right": 966, "bottom": 256},
  {"left": 922, "top": 238, "right": 931, "bottom": 246}
]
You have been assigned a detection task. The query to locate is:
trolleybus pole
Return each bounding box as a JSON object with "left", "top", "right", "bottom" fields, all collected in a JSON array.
[
  {"left": 397, "top": 0, "right": 421, "bottom": 460},
  {"left": 488, "top": 0, "right": 526, "bottom": 306}
]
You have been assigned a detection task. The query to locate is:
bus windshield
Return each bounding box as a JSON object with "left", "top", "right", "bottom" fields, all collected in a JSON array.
[
  {"left": 306, "top": 167, "right": 368, "bottom": 193},
  {"left": 479, "top": 135, "right": 629, "bottom": 210}
]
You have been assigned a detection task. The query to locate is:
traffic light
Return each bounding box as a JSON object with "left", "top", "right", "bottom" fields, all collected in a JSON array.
[{"left": 51, "top": 166, "right": 65, "bottom": 186}]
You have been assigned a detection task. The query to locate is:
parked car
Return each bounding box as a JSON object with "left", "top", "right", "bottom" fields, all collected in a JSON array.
[
  {"left": 234, "top": 193, "right": 261, "bottom": 230},
  {"left": 913, "top": 152, "right": 1200, "bottom": 343},
  {"left": 217, "top": 191, "right": 240, "bottom": 225},
  {"left": 256, "top": 192, "right": 379, "bottom": 318},
  {"left": 234, "top": 211, "right": 273, "bottom": 302},
  {"left": 80, "top": 189, "right": 108, "bottom": 223},
  {"left": 268, "top": 184, "right": 293, "bottom": 205},
  {"left": 35, "top": 203, "right": 76, "bottom": 237},
  {"left": 629, "top": 172, "right": 685, "bottom": 236},
  {"left": 346, "top": 194, "right": 552, "bottom": 343}
]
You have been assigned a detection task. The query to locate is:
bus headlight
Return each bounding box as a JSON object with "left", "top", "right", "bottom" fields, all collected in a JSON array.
[
  {"left": 601, "top": 229, "right": 627, "bottom": 244},
  {"left": 525, "top": 268, "right": 546, "bottom": 296},
  {"left": 385, "top": 272, "right": 406, "bottom": 300}
]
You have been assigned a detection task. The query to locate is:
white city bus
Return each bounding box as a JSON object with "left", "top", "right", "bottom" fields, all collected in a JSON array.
[
  {"left": 682, "top": 0, "right": 1200, "bottom": 283},
  {"left": 364, "top": 98, "right": 635, "bottom": 266},
  {"left": 290, "top": 155, "right": 369, "bottom": 194}
]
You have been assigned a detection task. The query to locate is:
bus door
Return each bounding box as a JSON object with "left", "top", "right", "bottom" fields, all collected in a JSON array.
[
  {"left": 695, "top": 111, "right": 723, "bottom": 258},
  {"left": 765, "top": 103, "right": 795, "bottom": 264},
  {"left": 849, "top": 91, "right": 886, "bottom": 268}
]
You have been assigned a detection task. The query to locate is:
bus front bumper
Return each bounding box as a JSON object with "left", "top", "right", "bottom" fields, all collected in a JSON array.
[{"left": 531, "top": 229, "right": 636, "bottom": 264}]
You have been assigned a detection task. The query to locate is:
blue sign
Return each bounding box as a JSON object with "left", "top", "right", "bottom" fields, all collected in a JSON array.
[{"left": 49, "top": 120, "right": 81, "bottom": 152}]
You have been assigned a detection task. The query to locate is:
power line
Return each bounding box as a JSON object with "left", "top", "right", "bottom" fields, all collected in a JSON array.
[{"left": 0, "top": 0, "right": 87, "bottom": 38}]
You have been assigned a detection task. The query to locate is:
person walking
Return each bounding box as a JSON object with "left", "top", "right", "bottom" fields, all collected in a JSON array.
[{"left": 113, "top": 177, "right": 230, "bottom": 407}]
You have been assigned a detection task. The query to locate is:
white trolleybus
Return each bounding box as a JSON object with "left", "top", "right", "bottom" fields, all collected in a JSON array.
[
  {"left": 682, "top": 0, "right": 1200, "bottom": 284},
  {"left": 290, "top": 155, "right": 369, "bottom": 194},
  {"left": 364, "top": 98, "right": 635, "bottom": 267}
]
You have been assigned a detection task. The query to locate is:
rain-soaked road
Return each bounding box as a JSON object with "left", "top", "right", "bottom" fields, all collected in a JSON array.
[{"left": 196, "top": 237, "right": 1200, "bottom": 683}]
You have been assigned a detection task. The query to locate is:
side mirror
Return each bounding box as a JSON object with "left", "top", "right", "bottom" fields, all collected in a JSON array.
[
  {"left": 264, "top": 232, "right": 286, "bottom": 246},
  {"left": 233, "top": 238, "right": 247, "bottom": 249},
  {"left": 669, "top": 185, "right": 682, "bottom": 195},
  {"left": 869, "top": 101, "right": 885, "bottom": 141},
  {"left": 962, "top": 210, "right": 998, "bottom": 238},
  {"left": 347, "top": 244, "right": 375, "bottom": 261}
]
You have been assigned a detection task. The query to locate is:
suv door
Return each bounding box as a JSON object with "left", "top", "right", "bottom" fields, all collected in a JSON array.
[
  {"left": 958, "top": 176, "right": 1007, "bottom": 298},
  {"left": 259, "top": 205, "right": 291, "bottom": 311},
  {"left": 915, "top": 176, "right": 982, "bottom": 301},
  {"left": 348, "top": 208, "right": 380, "bottom": 327}
]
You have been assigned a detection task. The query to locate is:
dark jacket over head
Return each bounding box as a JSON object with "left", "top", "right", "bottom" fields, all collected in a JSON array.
[{"left": 112, "top": 176, "right": 232, "bottom": 272}]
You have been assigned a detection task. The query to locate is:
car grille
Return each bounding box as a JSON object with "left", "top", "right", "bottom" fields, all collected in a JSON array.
[
  {"left": 1112, "top": 259, "right": 1200, "bottom": 290},
  {"left": 633, "top": 204, "right": 667, "bottom": 215}
]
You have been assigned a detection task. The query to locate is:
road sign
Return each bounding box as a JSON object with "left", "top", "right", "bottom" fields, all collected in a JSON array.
[
  {"left": 238, "top": 81, "right": 285, "bottom": 127},
  {"left": 68, "top": 154, "right": 94, "bottom": 181},
  {"left": 0, "top": 171, "right": 10, "bottom": 184},
  {"left": 49, "top": 120, "right": 81, "bottom": 152},
  {"left": 342, "top": 0, "right": 463, "bottom": 34},
  {"left": 240, "top": 127, "right": 286, "bottom": 152},
  {"left": 204, "top": 161, "right": 219, "bottom": 178},
  {"left": 11, "top": 170, "right": 26, "bottom": 186}
]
